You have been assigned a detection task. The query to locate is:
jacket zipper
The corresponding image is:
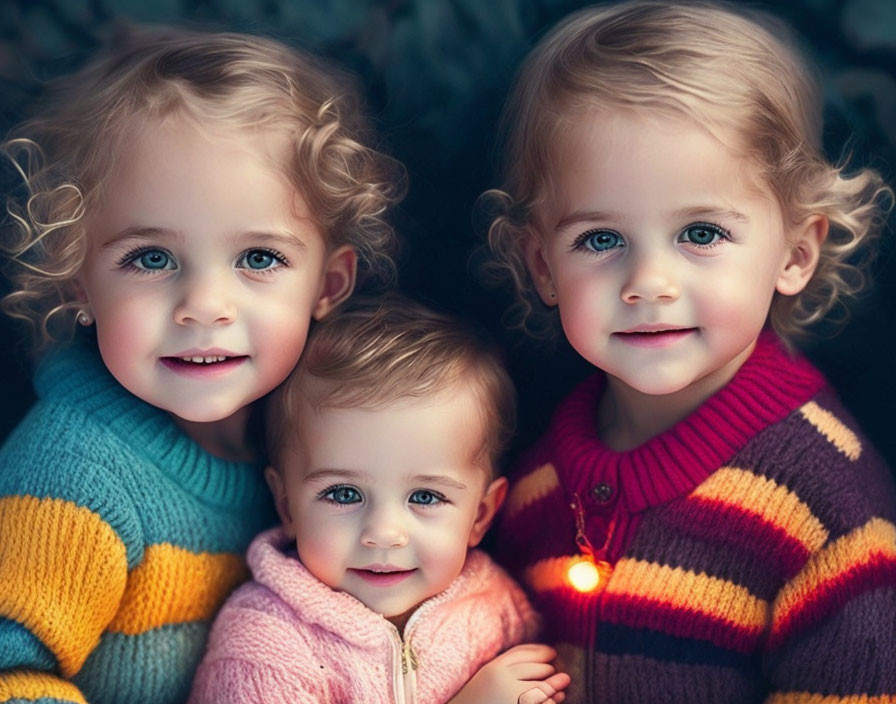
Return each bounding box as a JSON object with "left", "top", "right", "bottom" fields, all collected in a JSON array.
[{"left": 388, "top": 623, "right": 418, "bottom": 704}]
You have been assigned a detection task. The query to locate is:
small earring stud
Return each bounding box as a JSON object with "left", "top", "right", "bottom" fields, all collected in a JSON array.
[{"left": 77, "top": 310, "right": 94, "bottom": 326}]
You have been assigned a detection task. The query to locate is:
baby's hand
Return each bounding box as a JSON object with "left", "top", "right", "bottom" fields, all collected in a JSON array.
[{"left": 448, "top": 643, "right": 571, "bottom": 704}]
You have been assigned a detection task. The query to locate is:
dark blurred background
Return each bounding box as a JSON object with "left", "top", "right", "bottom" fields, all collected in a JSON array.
[{"left": 1, "top": 0, "right": 894, "bottom": 473}]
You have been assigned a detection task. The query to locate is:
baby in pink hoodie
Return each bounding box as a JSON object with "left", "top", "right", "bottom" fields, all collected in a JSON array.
[{"left": 190, "top": 296, "right": 570, "bottom": 704}]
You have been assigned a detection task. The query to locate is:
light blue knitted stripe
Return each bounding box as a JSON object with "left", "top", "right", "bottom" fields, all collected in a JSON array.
[
  {"left": 74, "top": 622, "right": 210, "bottom": 704},
  {"left": 0, "top": 619, "right": 56, "bottom": 671}
]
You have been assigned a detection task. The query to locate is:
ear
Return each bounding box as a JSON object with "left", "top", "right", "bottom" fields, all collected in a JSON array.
[
  {"left": 523, "top": 231, "right": 557, "bottom": 306},
  {"left": 468, "top": 476, "right": 508, "bottom": 547},
  {"left": 776, "top": 215, "right": 828, "bottom": 296},
  {"left": 313, "top": 244, "right": 357, "bottom": 320},
  {"left": 264, "top": 465, "right": 296, "bottom": 538}
]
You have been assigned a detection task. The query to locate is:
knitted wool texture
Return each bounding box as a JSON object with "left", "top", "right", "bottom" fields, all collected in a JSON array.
[
  {"left": 496, "top": 331, "right": 896, "bottom": 704},
  {"left": 190, "top": 528, "right": 540, "bottom": 704},
  {"left": 0, "top": 343, "right": 277, "bottom": 704}
]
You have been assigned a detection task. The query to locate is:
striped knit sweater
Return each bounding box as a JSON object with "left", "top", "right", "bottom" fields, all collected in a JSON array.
[
  {"left": 496, "top": 332, "right": 896, "bottom": 704},
  {"left": 0, "top": 343, "right": 277, "bottom": 704}
]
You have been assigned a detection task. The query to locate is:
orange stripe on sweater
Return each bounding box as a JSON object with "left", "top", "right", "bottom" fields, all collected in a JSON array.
[
  {"left": 108, "top": 543, "right": 248, "bottom": 635},
  {"left": 768, "top": 693, "right": 896, "bottom": 704},
  {"left": 606, "top": 558, "right": 769, "bottom": 632},
  {"left": 771, "top": 517, "right": 896, "bottom": 645},
  {"left": 0, "top": 670, "right": 88, "bottom": 703},
  {"left": 504, "top": 463, "right": 561, "bottom": 519},
  {"left": 799, "top": 401, "right": 862, "bottom": 460},
  {"left": 690, "top": 467, "right": 828, "bottom": 553},
  {"left": 0, "top": 495, "right": 127, "bottom": 677}
]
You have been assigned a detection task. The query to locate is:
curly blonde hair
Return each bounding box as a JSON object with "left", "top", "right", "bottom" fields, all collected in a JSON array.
[
  {"left": 486, "top": 0, "right": 892, "bottom": 345},
  {"left": 266, "top": 294, "right": 516, "bottom": 475},
  {"left": 2, "top": 24, "right": 405, "bottom": 353}
]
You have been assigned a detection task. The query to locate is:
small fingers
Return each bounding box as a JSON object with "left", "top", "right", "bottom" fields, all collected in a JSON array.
[
  {"left": 507, "top": 662, "right": 557, "bottom": 681},
  {"left": 544, "top": 672, "right": 571, "bottom": 692},
  {"left": 500, "top": 643, "right": 558, "bottom": 665},
  {"left": 518, "top": 687, "right": 550, "bottom": 704}
]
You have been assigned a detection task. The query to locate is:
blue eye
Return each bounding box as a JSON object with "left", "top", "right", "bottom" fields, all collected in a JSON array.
[
  {"left": 321, "top": 485, "right": 362, "bottom": 505},
  {"left": 577, "top": 230, "right": 623, "bottom": 253},
  {"left": 237, "top": 249, "right": 285, "bottom": 271},
  {"left": 125, "top": 248, "right": 176, "bottom": 271},
  {"left": 680, "top": 223, "right": 728, "bottom": 246},
  {"left": 409, "top": 490, "right": 445, "bottom": 506}
]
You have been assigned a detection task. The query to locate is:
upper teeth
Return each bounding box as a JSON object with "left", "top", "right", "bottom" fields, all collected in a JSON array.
[{"left": 181, "top": 356, "right": 228, "bottom": 364}]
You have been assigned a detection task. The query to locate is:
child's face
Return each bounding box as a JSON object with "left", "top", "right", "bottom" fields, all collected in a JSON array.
[
  {"left": 76, "top": 115, "right": 355, "bottom": 423},
  {"left": 266, "top": 384, "right": 506, "bottom": 629},
  {"left": 527, "top": 110, "right": 811, "bottom": 398}
]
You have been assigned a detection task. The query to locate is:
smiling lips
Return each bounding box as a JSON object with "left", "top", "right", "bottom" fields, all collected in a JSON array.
[
  {"left": 159, "top": 352, "right": 248, "bottom": 377},
  {"left": 613, "top": 327, "right": 697, "bottom": 348},
  {"left": 349, "top": 567, "right": 417, "bottom": 586}
]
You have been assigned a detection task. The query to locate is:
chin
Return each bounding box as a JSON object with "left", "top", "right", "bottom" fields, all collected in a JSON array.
[{"left": 164, "top": 402, "right": 243, "bottom": 424}]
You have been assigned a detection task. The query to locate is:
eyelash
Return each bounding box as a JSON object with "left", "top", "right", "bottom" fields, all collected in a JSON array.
[
  {"left": 315, "top": 485, "right": 450, "bottom": 508},
  {"left": 571, "top": 221, "right": 732, "bottom": 254},
  {"left": 678, "top": 222, "right": 731, "bottom": 248},
  {"left": 116, "top": 246, "right": 290, "bottom": 273},
  {"left": 237, "top": 248, "right": 289, "bottom": 272},
  {"left": 318, "top": 484, "right": 362, "bottom": 505},
  {"left": 118, "top": 246, "right": 175, "bottom": 274}
]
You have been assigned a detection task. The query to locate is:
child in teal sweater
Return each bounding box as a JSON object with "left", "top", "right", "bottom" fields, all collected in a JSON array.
[{"left": 0, "top": 25, "right": 402, "bottom": 704}]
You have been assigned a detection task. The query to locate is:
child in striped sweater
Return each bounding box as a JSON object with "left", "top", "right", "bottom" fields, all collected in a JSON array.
[
  {"left": 0, "top": 26, "right": 401, "bottom": 704},
  {"left": 484, "top": 2, "right": 896, "bottom": 702}
]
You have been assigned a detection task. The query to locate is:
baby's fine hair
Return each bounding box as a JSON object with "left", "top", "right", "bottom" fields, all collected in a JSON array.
[
  {"left": 266, "top": 294, "right": 517, "bottom": 475},
  {"left": 487, "top": 0, "right": 892, "bottom": 344},
  {"left": 2, "top": 24, "right": 405, "bottom": 353}
]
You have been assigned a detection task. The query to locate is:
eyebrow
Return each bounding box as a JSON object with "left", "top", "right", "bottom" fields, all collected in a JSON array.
[
  {"left": 673, "top": 206, "right": 750, "bottom": 224},
  {"left": 100, "top": 226, "right": 309, "bottom": 250},
  {"left": 302, "top": 469, "right": 470, "bottom": 492},
  {"left": 554, "top": 206, "right": 750, "bottom": 232},
  {"left": 410, "top": 474, "right": 469, "bottom": 492},
  {"left": 100, "top": 226, "right": 174, "bottom": 249},
  {"left": 554, "top": 210, "right": 616, "bottom": 233},
  {"left": 303, "top": 468, "right": 370, "bottom": 484}
]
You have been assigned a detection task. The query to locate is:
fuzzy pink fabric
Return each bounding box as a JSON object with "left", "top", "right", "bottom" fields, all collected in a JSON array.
[{"left": 189, "top": 528, "right": 539, "bottom": 703}]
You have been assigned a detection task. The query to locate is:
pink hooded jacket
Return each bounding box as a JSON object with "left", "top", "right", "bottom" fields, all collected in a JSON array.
[{"left": 189, "top": 528, "right": 539, "bottom": 704}]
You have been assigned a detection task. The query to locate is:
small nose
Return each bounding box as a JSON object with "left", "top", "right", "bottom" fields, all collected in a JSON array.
[
  {"left": 173, "top": 270, "right": 237, "bottom": 326},
  {"left": 360, "top": 504, "right": 408, "bottom": 549},
  {"left": 620, "top": 250, "right": 680, "bottom": 304}
]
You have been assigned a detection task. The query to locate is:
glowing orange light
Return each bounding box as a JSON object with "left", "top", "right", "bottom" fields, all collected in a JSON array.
[{"left": 567, "top": 558, "right": 601, "bottom": 593}]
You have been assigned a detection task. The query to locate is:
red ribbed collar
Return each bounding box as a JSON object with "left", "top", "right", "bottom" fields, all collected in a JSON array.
[{"left": 546, "top": 331, "right": 826, "bottom": 513}]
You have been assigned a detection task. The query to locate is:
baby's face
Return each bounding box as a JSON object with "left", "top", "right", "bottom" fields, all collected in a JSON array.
[
  {"left": 270, "top": 385, "right": 504, "bottom": 630},
  {"left": 76, "top": 113, "right": 354, "bottom": 424}
]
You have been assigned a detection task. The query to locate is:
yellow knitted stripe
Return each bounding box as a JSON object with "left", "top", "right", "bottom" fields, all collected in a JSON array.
[
  {"left": 768, "top": 694, "right": 896, "bottom": 703},
  {"left": 107, "top": 543, "right": 248, "bottom": 635},
  {"left": 691, "top": 467, "right": 828, "bottom": 552},
  {"left": 504, "top": 463, "right": 561, "bottom": 519},
  {"left": 606, "top": 558, "right": 768, "bottom": 632},
  {"left": 0, "top": 495, "right": 127, "bottom": 677},
  {"left": 773, "top": 518, "right": 896, "bottom": 631},
  {"left": 799, "top": 401, "right": 862, "bottom": 460},
  {"left": 0, "top": 670, "right": 87, "bottom": 703}
]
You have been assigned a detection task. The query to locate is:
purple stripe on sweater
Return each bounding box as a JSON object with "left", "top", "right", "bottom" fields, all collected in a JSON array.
[{"left": 601, "top": 593, "right": 764, "bottom": 654}]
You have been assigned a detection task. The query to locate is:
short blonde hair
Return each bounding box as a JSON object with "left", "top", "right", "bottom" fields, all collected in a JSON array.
[
  {"left": 486, "top": 0, "right": 892, "bottom": 345},
  {"left": 2, "top": 24, "right": 405, "bottom": 353},
  {"left": 266, "top": 295, "right": 517, "bottom": 475}
]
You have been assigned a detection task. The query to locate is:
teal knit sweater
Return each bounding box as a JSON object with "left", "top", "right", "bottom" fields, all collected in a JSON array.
[{"left": 0, "top": 342, "right": 276, "bottom": 704}]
